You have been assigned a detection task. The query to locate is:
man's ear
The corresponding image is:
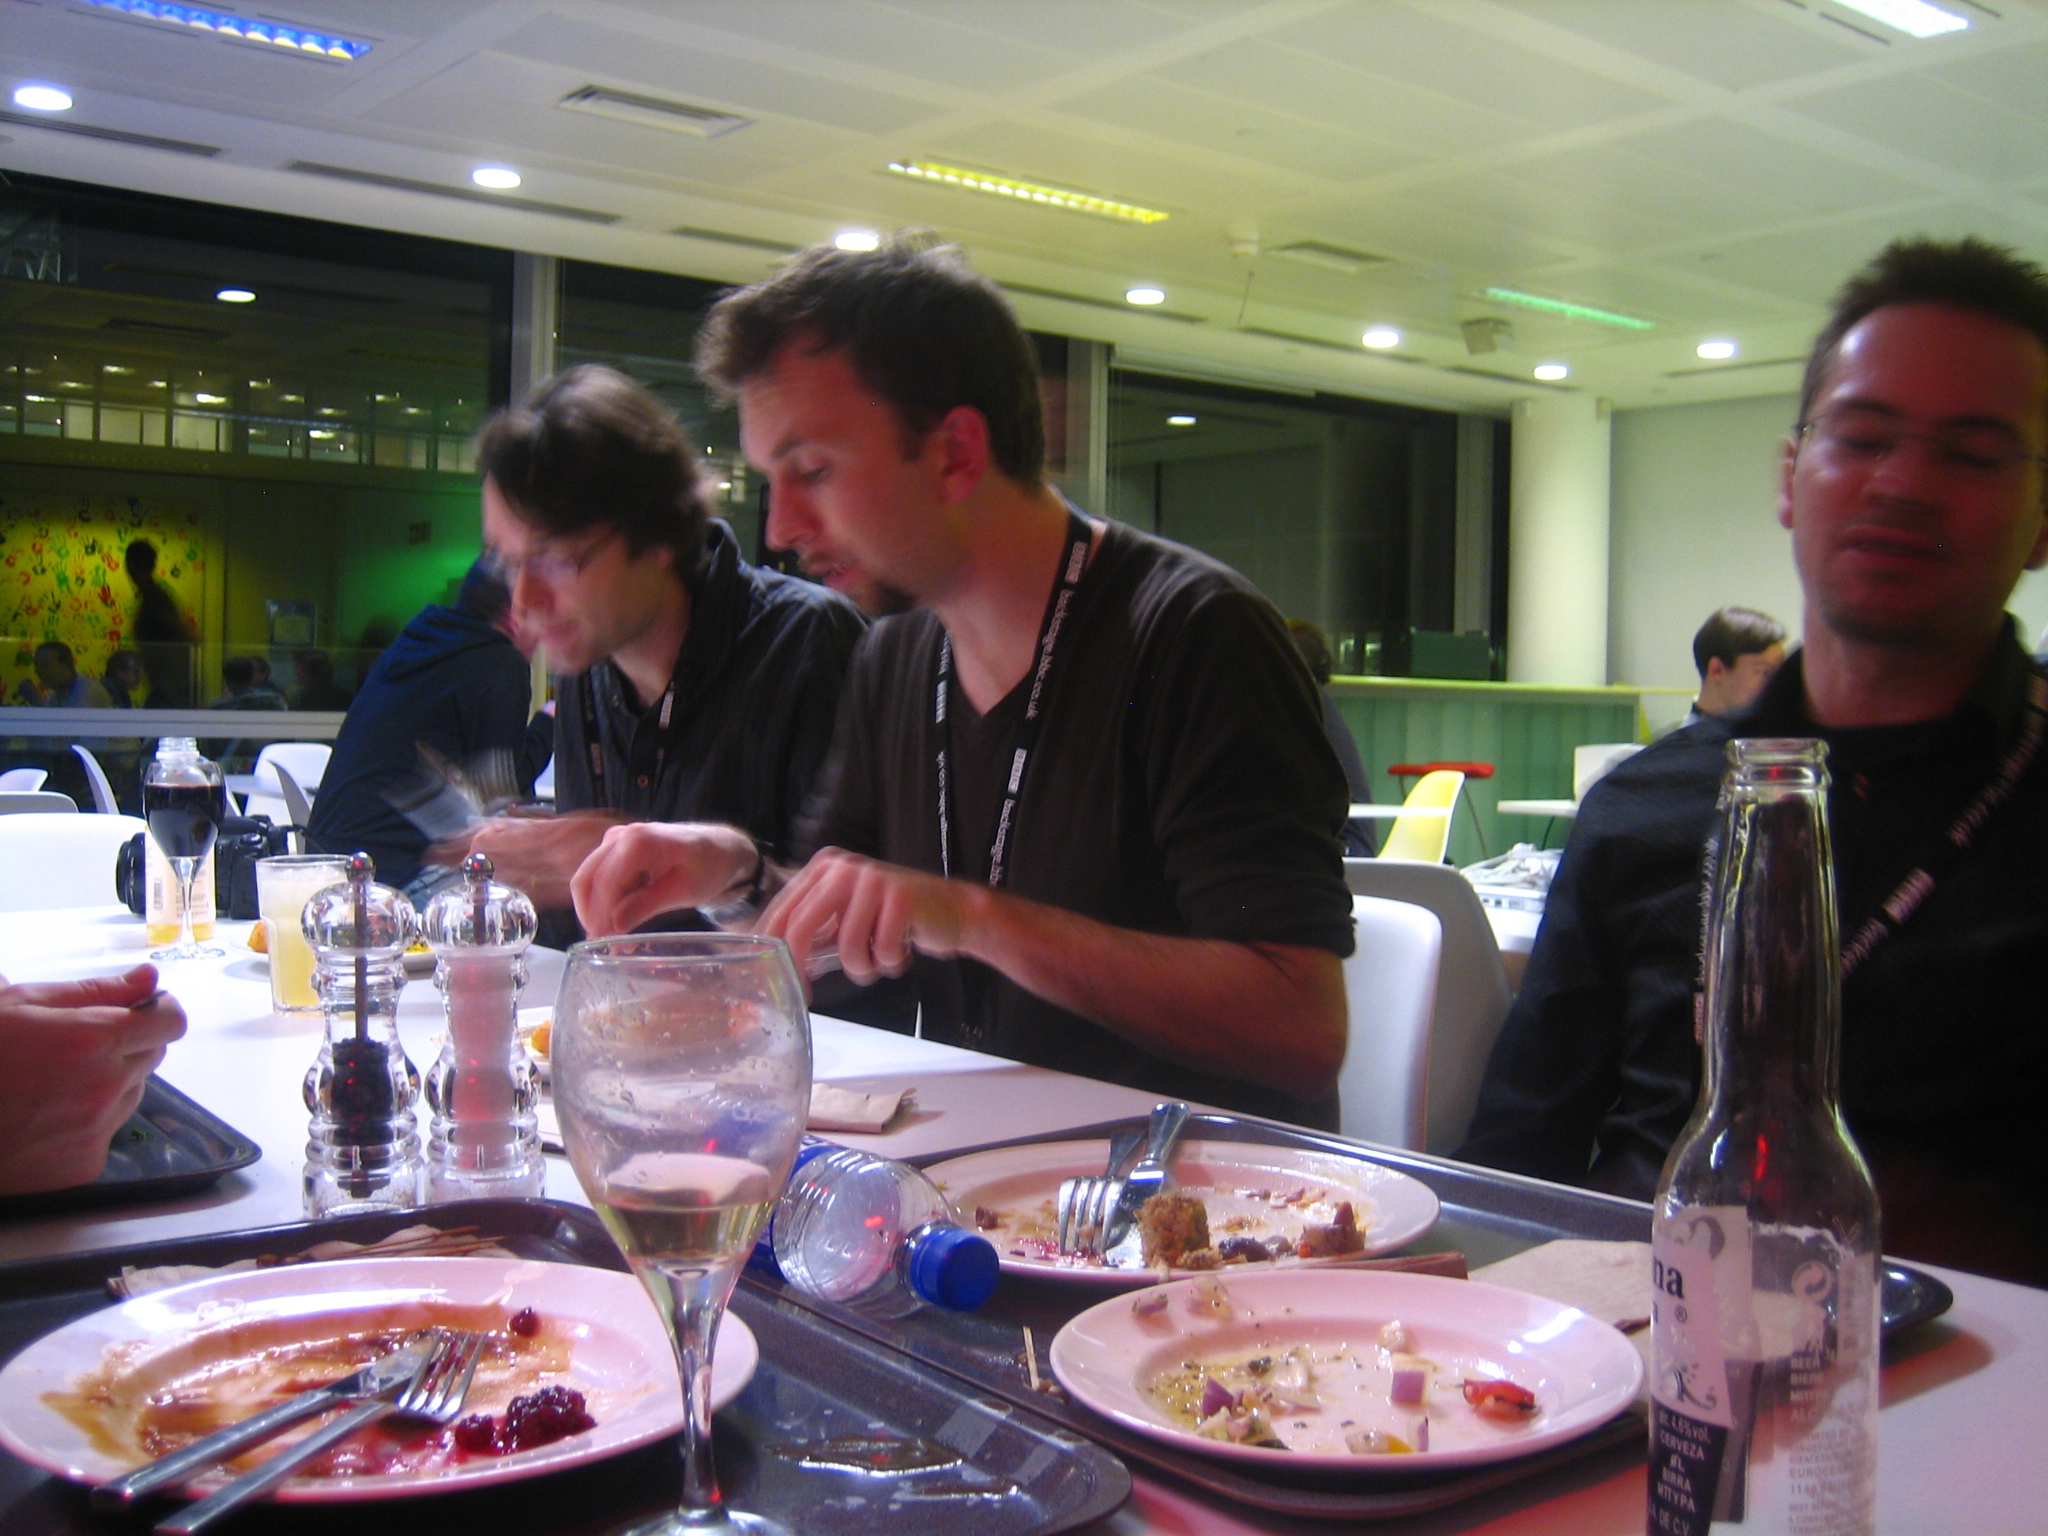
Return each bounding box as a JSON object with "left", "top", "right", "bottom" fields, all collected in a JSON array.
[
  {"left": 929, "top": 405, "right": 990, "bottom": 503},
  {"left": 1777, "top": 434, "right": 1799, "bottom": 532}
]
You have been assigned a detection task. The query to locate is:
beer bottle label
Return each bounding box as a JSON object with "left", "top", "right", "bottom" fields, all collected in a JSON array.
[{"left": 1649, "top": 1207, "right": 1745, "bottom": 1536}]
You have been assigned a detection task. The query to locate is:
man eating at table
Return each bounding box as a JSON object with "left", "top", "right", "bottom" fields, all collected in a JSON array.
[
  {"left": 447, "top": 365, "right": 867, "bottom": 931},
  {"left": 570, "top": 236, "right": 1355, "bottom": 1128},
  {"left": 1461, "top": 238, "right": 2048, "bottom": 1286}
]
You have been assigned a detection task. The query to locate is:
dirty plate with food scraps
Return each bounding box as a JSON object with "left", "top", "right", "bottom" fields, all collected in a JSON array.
[
  {"left": 923, "top": 1139, "right": 1440, "bottom": 1287},
  {"left": 0, "top": 1256, "right": 755, "bottom": 1501},
  {"left": 1049, "top": 1267, "right": 1643, "bottom": 1472}
]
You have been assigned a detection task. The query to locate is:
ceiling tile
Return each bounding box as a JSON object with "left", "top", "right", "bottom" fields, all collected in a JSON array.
[
  {"left": 1612, "top": 117, "right": 1929, "bottom": 220},
  {"left": 1263, "top": 4, "right": 1673, "bottom": 133},
  {"left": 1156, "top": 41, "right": 1531, "bottom": 159},
  {"left": 1487, "top": 0, "right": 1866, "bottom": 90},
  {"left": 489, "top": 13, "right": 939, "bottom": 135},
  {"left": 871, "top": 0, "right": 1169, "bottom": 56},
  {"left": 1926, "top": 39, "right": 2048, "bottom": 122},
  {"left": 1790, "top": 75, "right": 2047, "bottom": 184},
  {"left": 1055, "top": 77, "right": 1419, "bottom": 183}
]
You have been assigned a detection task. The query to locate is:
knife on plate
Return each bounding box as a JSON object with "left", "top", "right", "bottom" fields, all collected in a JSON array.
[{"left": 90, "top": 1340, "right": 440, "bottom": 1511}]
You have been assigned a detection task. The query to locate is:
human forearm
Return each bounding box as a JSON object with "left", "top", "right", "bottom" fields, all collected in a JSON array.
[{"left": 570, "top": 820, "right": 765, "bottom": 937}]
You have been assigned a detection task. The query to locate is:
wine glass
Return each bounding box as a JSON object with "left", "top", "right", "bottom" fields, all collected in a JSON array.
[
  {"left": 553, "top": 933, "right": 811, "bottom": 1536},
  {"left": 142, "top": 740, "right": 227, "bottom": 961}
]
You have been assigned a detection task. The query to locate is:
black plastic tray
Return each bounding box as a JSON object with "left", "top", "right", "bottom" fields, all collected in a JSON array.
[
  {"left": 848, "top": 1112, "right": 1951, "bottom": 1523},
  {"left": 0, "top": 1076, "right": 260, "bottom": 1220},
  {"left": 0, "top": 1200, "right": 1129, "bottom": 1535}
]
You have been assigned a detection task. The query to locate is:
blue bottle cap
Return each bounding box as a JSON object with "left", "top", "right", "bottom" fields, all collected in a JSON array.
[{"left": 906, "top": 1224, "right": 1000, "bottom": 1311}]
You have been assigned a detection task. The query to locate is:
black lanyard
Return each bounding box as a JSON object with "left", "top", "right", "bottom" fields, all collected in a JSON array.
[
  {"left": 1839, "top": 668, "right": 2048, "bottom": 978},
  {"left": 578, "top": 669, "right": 675, "bottom": 813},
  {"left": 935, "top": 509, "right": 1093, "bottom": 889}
]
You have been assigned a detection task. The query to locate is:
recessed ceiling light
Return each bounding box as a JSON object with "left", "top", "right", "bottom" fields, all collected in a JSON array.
[
  {"left": 1833, "top": 0, "right": 1968, "bottom": 38},
  {"left": 883, "top": 160, "right": 1168, "bottom": 224},
  {"left": 12, "top": 85, "right": 73, "bottom": 113},
  {"left": 1533, "top": 363, "right": 1570, "bottom": 381},
  {"left": 1483, "top": 288, "right": 1655, "bottom": 331},
  {"left": 1362, "top": 326, "right": 1401, "bottom": 349},
  {"left": 1696, "top": 340, "right": 1738, "bottom": 360},
  {"left": 193, "top": 392, "right": 227, "bottom": 404},
  {"left": 309, "top": 429, "right": 336, "bottom": 439},
  {"left": 1166, "top": 414, "right": 1197, "bottom": 426},
  {"left": 216, "top": 288, "right": 256, "bottom": 303},
  {"left": 471, "top": 167, "right": 522, "bottom": 190},
  {"left": 103, "top": 364, "right": 132, "bottom": 374},
  {"left": 834, "top": 229, "right": 880, "bottom": 252},
  {"left": 74, "top": 1, "right": 373, "bottom": 57},
  {"left": 1126, "top": 287, "right": 1166, "bottom": 306}
]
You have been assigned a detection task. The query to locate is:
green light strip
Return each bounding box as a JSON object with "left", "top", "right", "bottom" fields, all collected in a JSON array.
[
  {"left": 884, "top": 161, "right": 1168, "bottom": 224},
  {"left": 1482, "top": 287, "right": 1655, "bottom": 331}
]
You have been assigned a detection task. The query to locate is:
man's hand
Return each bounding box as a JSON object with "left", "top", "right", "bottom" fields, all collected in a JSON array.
[
  {"left": 571, "top": 822, "right": 762, "bottom": 937},
  {"left": 0, "top": 964, "right": 187, "bottom": 1195},
  {"left": 440, "top": 811, "right": 622, "bottom": 911},
  {"left": 759, "top": 848, "right": 980, "bottom": 988}
]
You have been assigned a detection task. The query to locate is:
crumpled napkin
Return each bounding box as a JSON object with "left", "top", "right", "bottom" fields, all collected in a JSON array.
[{"left": 807, "top": 1083, "right": 915, "bottom": 1134}]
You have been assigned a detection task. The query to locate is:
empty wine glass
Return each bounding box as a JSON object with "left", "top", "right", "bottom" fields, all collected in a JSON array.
[
  {"left": 553, "top": 933, "right": 811, "bottom": 1536},
  {"left": 142, "top": 737, "right": 227, "bottom": 961}
]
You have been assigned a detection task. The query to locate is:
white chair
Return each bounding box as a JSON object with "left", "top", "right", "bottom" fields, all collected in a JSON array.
[
  {"left": 0, "top": 768, "right": 48, "bottom": 791},
  {"left": 255, "top": 741, "right": 330, "bottom": 790},
  {"left": 0, "top": 790, "right": 77, "bottom": 815},
  {"left": 0, "top": 812, "right": 148, "bottom": 910},
  {"left": 1336, "top": 894, "right": 1443, "bottom": 1150},
  {"left": 242, "top": 743, "right": 330, "bottom": 828},
  {"left": 72, "top": 744, "right": 121, "bottom": 814},
  {"left": 1573, "top": 743, "right": 1643, "bottom": 801},
  {"left": 1344, "top": 858, "right": 1515, "bottom": 1155}
]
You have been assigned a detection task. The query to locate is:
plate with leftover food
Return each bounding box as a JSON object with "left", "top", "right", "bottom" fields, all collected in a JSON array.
[
  {"left": 0, "top": 1256, "right": 756, "bottom": 1501},
  {"left": 924, "top": 1139, "right": 1440, "bottom": 1286},
  {"left": 1049, "top": 1267, "right": 1642, "bottom": 1471}
]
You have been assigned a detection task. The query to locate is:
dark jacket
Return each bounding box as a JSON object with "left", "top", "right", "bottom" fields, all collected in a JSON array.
[{"left": 307, "top": 604, "right": 532, "bottom": 887}]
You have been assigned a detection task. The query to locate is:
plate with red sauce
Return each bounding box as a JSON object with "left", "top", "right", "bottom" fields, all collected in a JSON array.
[{"left": 0, "top": 1256, "right": 756, "bottom": 1502}]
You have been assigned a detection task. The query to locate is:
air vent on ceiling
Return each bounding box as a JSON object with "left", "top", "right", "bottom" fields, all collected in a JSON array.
[
  {"left": 1269, "top": 241, "right": 1392, "bottom": 274},
  {"left": 0, "top": 109, "right": 219, "bottom": 156},
  {"left": 667, "top": 226, "right": 801, "bottom": 255},
  {"left": 1002, "top": 282, "right": 1206, "bottom": 323},
  {"left": 559, "top": 86, "right": 752, "bottom": 139},
  {"left": 284, "top": 162, "right": 620, "bottom": 224}
]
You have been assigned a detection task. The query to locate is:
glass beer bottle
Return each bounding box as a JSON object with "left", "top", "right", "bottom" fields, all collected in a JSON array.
[{"left": 1649, "top": 739, "right": 1880, "bottom": 1536}]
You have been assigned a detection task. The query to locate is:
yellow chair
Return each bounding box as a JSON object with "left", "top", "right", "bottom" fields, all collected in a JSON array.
[{"left": 1377, "top": 769, "right": 1464, "bottom": 864}]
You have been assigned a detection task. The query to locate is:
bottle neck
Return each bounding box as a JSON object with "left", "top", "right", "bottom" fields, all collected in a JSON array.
[{"left": 1698, "top": 743, "right": 1843, "bottom": 1116}]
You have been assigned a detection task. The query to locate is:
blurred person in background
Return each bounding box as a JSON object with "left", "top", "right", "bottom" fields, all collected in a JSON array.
[
  {"left": 123, "top": 539, "right": 195, "bottom": 709},
  {"left": 289, "top": 649, "right": 353, "bottom": 712},
  {"left": 1688, "top": 605, "right": 1787, "bottom": 722},
  {"left": 102, "top": 650, "right": 145, "bottom": 709},
  {"left": 15, "top": 641, "right": 111, "bottom": 710}
]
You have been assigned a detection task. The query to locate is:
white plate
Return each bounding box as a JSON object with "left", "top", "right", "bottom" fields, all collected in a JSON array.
[
  {"left": 924, "top": 1139, "right": 1441, "bottom": 1287},
  {"left": 0, "top": 1256, "right": 757, "bottom": 1502},
  {"left": 1049, "top": 1267, "right": 1643, "bottom": 1472}
]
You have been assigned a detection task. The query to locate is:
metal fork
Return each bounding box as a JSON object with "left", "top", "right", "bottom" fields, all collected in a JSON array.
[
  {"left": 1055, "top": 1127, "right": 1142, "bottom": 1257},
  {"left": 1056, "top": 1103, "right": 1190, "bottom": 1259},
  {"left": 156, "top": 1329, "right": 488, "bottom": 1536}
]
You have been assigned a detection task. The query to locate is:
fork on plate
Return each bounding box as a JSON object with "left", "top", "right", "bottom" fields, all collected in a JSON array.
[
  {"left": 1055, "top": 1102, "right": 1190, "bottom": 1260},
  {"left": 156, "top": 1328, "right": 488, "bottom": 1536}
]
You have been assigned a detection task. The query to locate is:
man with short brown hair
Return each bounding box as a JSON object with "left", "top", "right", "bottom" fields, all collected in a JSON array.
[{"left": 1462, "top": 237, "right": 2048, "bottom": 1284}]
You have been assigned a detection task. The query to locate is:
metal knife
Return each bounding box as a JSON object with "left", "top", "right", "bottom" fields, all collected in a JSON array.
[{"left": 90, "top": 1340, "right": 439, "bottom": 1512}]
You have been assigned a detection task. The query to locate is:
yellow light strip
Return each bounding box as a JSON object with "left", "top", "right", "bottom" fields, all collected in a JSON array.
[{"left": 884, "top": 161, "right": 1167, "bottom": 224}]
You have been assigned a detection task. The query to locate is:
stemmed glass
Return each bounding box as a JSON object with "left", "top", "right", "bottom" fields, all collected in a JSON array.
[
  {"left": 553, "top": 933, "right": 811, "bottom": 1536},
  {"left": 142, "top": 740, "right": 227, "bottom": 961}
]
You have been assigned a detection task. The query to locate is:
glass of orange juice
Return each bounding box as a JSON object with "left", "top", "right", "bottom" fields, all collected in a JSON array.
[{"left": 256, "top": 854, "right": 350, "bottom": 1012}]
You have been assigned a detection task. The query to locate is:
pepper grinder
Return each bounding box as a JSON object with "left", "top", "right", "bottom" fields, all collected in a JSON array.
[
  {"left": 302, "top": 853, "right": 423, "bottom": 1217},
  {"left": 423, "top": 852, "right": 543, "bottom": 1202}
]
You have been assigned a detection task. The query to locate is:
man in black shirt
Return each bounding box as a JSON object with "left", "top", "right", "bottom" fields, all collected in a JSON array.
[
  {"left": 1461, "top": 238, "right": 2048, "bottom": 1285},
  {"left": 457, "top": 366, "right": 864, "bottom": 927},
  {"left": 572, "top": 240, "right": 1354, "bottom": 1125}
]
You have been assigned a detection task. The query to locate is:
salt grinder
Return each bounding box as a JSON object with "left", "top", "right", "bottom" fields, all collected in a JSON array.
[
  {"left": 302, "top": 852, "right": 423, "bottom": 1216},
  {"left": 423, "top": 852, "right": 543, "bottom": 1201}
]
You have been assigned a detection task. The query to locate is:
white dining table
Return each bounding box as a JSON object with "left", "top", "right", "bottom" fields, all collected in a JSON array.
[{"left": 2, "top": 906, "right": 2044, "bottom": 1536}]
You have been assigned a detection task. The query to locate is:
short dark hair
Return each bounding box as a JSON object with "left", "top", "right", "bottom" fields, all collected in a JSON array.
[
  {"left": 474, "top": 365, "right": 712, "bottom": 577},
  {"left": 694, "top": 235, "right": 1047, "bottom": 485},
  {"left": 107, "top": 649, "right": 141, "bottom": 675},
  {"left": 124, "top": 538, "right": 157, "bottom": 578},
  {"left": 221, "top": 655, "right": 258, "bottom": 691},
  {"left": 455, "top": 558, "right": 513, "bottom": 624},
  {"left": 1800, "top": 237, "right": 2048, "bottom": 431},
  {"left": 1286, "top": 619, "right": 1334, "bottom": 687},
  {"left": 34, "top": 640, "right": 74, "bottom": 668},
  {"left": 1693, "top": 607, "right": 1786, "bottom": 678}
]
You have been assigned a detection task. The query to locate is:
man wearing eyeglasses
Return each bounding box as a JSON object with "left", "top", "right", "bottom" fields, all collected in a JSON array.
[
  {"left": 455, "top": 365, "right": 866, "bottom": 926},
  {"left": 1461, "top": 237, "right": 2048, "bottom": 1285}
]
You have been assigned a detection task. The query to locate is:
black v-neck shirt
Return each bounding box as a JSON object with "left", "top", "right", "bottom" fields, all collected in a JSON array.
[{"left": 803, "top": 517, "right": 1354, "bottom": 1127}]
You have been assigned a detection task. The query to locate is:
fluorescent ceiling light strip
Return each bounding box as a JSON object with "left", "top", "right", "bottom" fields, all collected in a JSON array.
[
  {"left": 1482, "top": 287, "right": 1655, "bottom": 331},
  {"left": 76, "top": 0, "right": 372, "bottom": 59},
  {"left": 884, "top": 161, "right": 1167, "bottom": 224},
  {"left": 1832, "top": 0, "right": 1968, "bottom": 38}
]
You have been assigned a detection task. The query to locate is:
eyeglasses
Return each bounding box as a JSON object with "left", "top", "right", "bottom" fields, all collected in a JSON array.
[
  {"left": 1798, "top": 408, "right": 2048, "bottom": 479},
  {"left": 481, "top": 527, "right": 620, "bottom": 588}
]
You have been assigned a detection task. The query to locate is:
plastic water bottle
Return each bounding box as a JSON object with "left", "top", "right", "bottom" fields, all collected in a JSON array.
[{"left": 765, "top": 1140, "right": 1000, "bottom": 1318}]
